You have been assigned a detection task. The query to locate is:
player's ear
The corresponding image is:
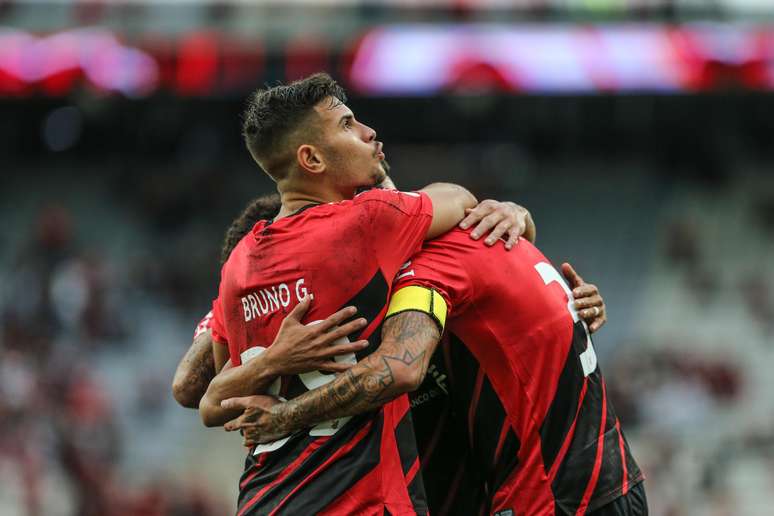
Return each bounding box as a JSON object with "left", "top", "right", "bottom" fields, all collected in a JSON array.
[{"left": 297, "top": 144, "right": 325, "bottom": 175}]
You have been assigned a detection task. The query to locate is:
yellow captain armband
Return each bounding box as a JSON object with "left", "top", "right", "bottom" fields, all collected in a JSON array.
[{"left": 386, "top": 286, "right": 448, "bottom": 332}]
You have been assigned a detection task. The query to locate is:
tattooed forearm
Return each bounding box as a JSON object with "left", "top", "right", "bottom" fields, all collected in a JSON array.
[
  {"left": 172, "top": 332, "right": 216, "bottom": 408},
  {"left": 267, "top": 311, "right": 441, "bottom": 435}
]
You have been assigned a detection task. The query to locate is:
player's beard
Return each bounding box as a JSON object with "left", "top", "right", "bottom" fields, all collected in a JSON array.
[{"left": 371, "top": 161, "right": 388, "bottom": 185}]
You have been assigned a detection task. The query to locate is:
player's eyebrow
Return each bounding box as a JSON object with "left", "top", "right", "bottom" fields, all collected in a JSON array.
[{"left": 339, "top": 114, "right": 354, "bottom": 127}]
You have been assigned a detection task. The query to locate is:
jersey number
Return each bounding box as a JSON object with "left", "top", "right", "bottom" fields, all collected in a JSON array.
[
  {"left": 534, "top": 262, "right": 597, "bottom": 377},
  {"left": 240, "top": 321, "right": 357, "bottom": 455}
]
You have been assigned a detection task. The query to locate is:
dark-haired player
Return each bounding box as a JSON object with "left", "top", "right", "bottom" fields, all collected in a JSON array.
[
  {"left": 172, "top": 194, "right": 377, "bottom": 413},
  {"left": 223, "top": 237, "right": 646, "bottom": 514}
]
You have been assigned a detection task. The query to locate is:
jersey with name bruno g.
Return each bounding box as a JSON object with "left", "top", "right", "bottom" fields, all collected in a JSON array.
[
  {"left": 217, "top": 188, "right": 432, "bottom": 516},
  {"left": 396, "top": 228, "right": 643, "bottom": 516}
]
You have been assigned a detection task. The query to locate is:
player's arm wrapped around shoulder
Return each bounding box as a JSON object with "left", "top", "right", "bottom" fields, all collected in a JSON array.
[{"left": 226, "top": 286, "right": 447, "bottom": 444}]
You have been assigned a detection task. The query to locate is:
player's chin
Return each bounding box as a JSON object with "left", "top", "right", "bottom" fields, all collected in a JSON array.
[{"left": 372, "top": 163, "right": 387, "bottom": 184}]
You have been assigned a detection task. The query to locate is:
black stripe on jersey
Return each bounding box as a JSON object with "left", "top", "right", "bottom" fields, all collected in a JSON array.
[
  {"left": 475, "top": 376, "right": 511, "bottom": 479},
  {"left": 584, "top": 380, "right": 637, "bottom": 512},
  {"left": 539, "top": 322, "right": 589, "bottom": 472},
  {"left": 341, "top": 270, "right": 390, "bottom": 359},
  {"left": 587, "top": 426, "right": 627, "bottom": 512},
  {"left": 395, "top": 409, "right": 420, "bottom": 475},
  {"left": 407, "top": 470, "right": 429, "bottom": 516},
  {"left": 446, "top": 335, "right": 480, "bottom": 419},
  {"left": 551, "top": 381, "right": 603, "bottom": 515},
  {"left": 551, "top": 348, "right": 608, "bottom": 513},
  {"left": 416, "top": 341, "right": 488, "bottom": 516},
  {"left": 437, "top": 446, "right": 487, "bottom": 516},
  {"left": 490, "top": 428, "right": 520, "bottom": 495},
  {"left": 395, "top": 408, "right": 428, "bottom": 513},
  {"left": 241, "top": 412, "right": 381, "bottom": 515},
  {"left": 446, "top": 334, "right": 520, "bottom": 504}
]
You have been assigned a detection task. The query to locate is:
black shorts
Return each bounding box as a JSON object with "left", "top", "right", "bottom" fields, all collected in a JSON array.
[{"left": 586, "top": 481, "right": 648, "bottom": 516}]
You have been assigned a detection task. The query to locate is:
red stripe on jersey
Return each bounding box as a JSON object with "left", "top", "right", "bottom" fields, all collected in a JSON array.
[
  {"left": 575, "top": 381, "right": 609, "bottom": 516},
  {"left": 405, "top": 457, "right": 420, "bottom": 486},
  {"left": 269, "top": 421, "right": 373, "bottom": 516},
  {"left": 467, "top": 367, "right": 484, "bottom": 449},
  {"left": 616, "top": 420, "right": 629, "bottom": 495},
  {"left": 548, "top": 379, "right": 589, "bottom": 480},
  {"left": 239, "top": 454, "right": 268, "bottom": 490}
]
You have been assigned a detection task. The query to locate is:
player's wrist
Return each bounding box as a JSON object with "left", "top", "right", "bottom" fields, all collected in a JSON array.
[{"left": 253, "top": 346, "right": 281, "bottom": 379}]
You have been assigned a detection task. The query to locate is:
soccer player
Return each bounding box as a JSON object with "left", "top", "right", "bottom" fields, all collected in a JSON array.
[
  {"left": 223, "top": 233, "right": 645, "bottom": 515},
  {"left": 197, "top": 73, "right": 542, "bottom": 515}
]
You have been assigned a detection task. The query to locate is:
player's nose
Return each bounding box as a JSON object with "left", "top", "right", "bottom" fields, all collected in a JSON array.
[{"left": 361, "top": 123, "right": 376, "bottom": 142}]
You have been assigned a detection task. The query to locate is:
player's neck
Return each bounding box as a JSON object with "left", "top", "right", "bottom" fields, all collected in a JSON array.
[{"left": 275, "top": 185, "right": 348, "bottom": 220}]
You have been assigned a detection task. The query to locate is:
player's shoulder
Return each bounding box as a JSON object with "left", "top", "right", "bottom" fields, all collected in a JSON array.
[{"left": 353, "top": 187, "right": 426, "bottom": 207}]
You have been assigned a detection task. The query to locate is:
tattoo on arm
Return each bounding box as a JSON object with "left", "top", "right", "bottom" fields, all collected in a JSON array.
[
  {"left": 173, "top": 333, "right": 216, "bottom": 408},
  {"left": 268, "top": 311, "right": 440, "bottom": 434}
]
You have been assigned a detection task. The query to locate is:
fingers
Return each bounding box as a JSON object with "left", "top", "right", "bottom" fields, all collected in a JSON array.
[
  {"left": 221, "top": 396, "right": 252, "bottom": 411},
  {"left": 461, "top": 201, "right": 533, "bottom": 250},
  {"left": 470, "top": 213, "right": 501, "bottom": 240},
  {"left": 322, "top": 318, "right": 368, "bottom": 342},
  {"left": 578, "top": 306, "right": 602, "bottom": 320},
  {"left": 325, "top": 339, "right": 369, "bottom": 357},
  {"left": 505, "top": 231, "right": 520, "bottom": 250},
  {"left": 523, "top": 211, "right": 536, "bottom": 243},
  {"left": 572, "top": 283, "right": 598, "bottom": 300},
  {"left": 314, "top": 305, "right": 360, "bottom": 333},
  {"left": 483, "top": 220, "right": 512, "bottom": 246},
  {"left": 576, "top": 302, "right": 606, "bottom": 334},
  {"left": 242, "top": 427, "right": 261, "bottom": 447},
  {"left": 224, "top": 416, "right": 245, "bottom": 432},
  {"left": 573, "top": 293, "right": 602, "bottom": 310},
  {"left": 286, "top": 295, "right": 312, "bottom": 321},
  {"left": 562, "top": 263, "right": 585, "bottom": 289},
  {"left": 589, "top": 317, "right": 606, "bottom": 333},
  {"left": 458, "top": 201, "right": 495, "bottom": 230}
]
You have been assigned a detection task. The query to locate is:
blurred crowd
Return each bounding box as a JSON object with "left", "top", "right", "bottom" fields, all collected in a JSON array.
[
  {"left": 0, "top": 205, "right": 227, "bottom": 516},
  {"left": 606, "top": 179, "right": 774, "bottom": 516}
]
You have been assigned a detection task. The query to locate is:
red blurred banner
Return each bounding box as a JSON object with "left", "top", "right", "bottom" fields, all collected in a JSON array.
[{"left": 2, "top": 24, "right": 774, "bottom": 97}]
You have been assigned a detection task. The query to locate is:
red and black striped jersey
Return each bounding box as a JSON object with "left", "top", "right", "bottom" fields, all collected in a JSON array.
[
  {"left": 216, "top": 188, "right": 433, "bottom": 515},
  {"left": 409, "top": 335, "right": 487, "bottom": 516},
  {"left": 396, "top": 228, "right": 643, "bottom": 516}
]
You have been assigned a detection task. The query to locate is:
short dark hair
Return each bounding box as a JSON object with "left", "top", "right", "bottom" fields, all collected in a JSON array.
[
  {"left": 242, "top": 73, "right": 347, "bottom": 179},
  {"left": 220, "top": 194, "right": 281, "bottom": 265}
]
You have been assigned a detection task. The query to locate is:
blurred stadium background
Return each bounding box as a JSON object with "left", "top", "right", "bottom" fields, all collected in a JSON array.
[{"left": 1, "top": 0, "right": 774, "bottom": 515}]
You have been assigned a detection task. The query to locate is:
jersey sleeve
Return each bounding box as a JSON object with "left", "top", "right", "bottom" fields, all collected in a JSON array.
[
  {"left": 393, "top": 238, "right": 473, "bottom": 317},
  {"left": 193, "top": 310, "right": 213, "bottom": 340},
  {"left": 210, "top": 297, "right": 228, "bottom": 346},
  {"left": 355, "top": 188, "right": 434, "bottom": 275}
]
